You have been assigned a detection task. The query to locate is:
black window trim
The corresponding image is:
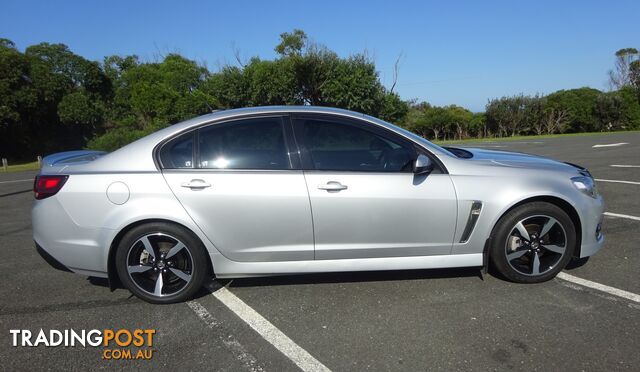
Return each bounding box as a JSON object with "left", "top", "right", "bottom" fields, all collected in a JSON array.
[
  {"left": 156, "top": 114, "right": 302, "bottom": 171},
  {"left": 291, "top": 113, "right": 445, "bottom": 174}
]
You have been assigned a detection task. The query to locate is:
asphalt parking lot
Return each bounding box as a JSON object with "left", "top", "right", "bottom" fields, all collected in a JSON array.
[{"left": 1, "top": 132, "right": 639, "bottom": 371}]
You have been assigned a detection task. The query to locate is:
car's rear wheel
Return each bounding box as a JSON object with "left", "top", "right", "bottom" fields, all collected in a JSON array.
[
  {"left": 115, "top": 222, "right": 209, "bottom": 303},
  {"left": 490, "top": 202, "right": 576, "bottom": 283}
]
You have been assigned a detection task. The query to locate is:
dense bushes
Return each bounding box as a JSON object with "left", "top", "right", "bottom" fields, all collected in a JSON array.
[{"left": 400, "top": 86, "right": 640, "bottom": 141}]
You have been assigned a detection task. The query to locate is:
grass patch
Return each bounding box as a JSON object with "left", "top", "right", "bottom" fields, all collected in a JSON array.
[
  {"left": 434, "top": 130, "right": 640, "bottom": 145},
  {"left": 2, "top": 161, "right": 40, "bottom": 173}
]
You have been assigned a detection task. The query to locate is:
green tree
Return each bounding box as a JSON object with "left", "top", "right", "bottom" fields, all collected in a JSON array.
[
  {"left": 545, "top": 88, "right": 601, "bottom": 132},
  {"left": 485, "top": 95, "right": 530, "bottom": 137},
  {"left": 201, "top": 65, "right": 249, "bottom": 108},
  {"left": 57, "top": 90, "right": 105, "bottom": 136},
  {"left": 469, "top": 112, "right": 486, "bottom": 138},
  {"left": 609, "top": 48, "right": 639, "bottom": 89},
  {"left": 0, "top": 40, "right": 34, "bottom": 159},
  {"left": 617, "top": 86, "right": 640, "bottom": 129},
  {"left": 595, "top": 91, "right": 625, "bottom": 131},
  {"left": 206, "top": 29, "right": 407, "bottom": 122},
  {"left": 403, "top": 104, "right": 466, "bottom": 141},
  {"left": 89, "top": 54, "right": 214, "bottom": 151},
  {"left": 274, "top": 29, "right": 307, "bottom": 56},
  {"left": 244, "top": 58, "right": 300, "bottom": 105},
  {"left": 630, "top": 60, "right": 640, "bottom": 89},
  {"left": 0, "top": 40, "right": 112, "bottom": 159}
]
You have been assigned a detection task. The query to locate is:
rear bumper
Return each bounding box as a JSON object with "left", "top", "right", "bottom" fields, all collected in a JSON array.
[
  {"left": 35, "top": 242, "right": 72, "bottom": 272},
  {"left": 32, "top": 196, "right": 111, "bottom": 278}
]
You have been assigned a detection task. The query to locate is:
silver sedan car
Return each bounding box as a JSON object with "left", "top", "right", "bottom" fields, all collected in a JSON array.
[{"left": 32, "top": 106, "right": 605, "bottom": 303}]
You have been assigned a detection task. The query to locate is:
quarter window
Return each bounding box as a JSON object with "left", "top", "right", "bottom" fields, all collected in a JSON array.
[
  {"left": 300, "top": 118, "right": 414, "bottom": 172},
  {"left": 159, "top": 132, "right": 194, "bottom": 169},
  {"left": 197, "top": 117, "right": 291, "bottom": 170}
]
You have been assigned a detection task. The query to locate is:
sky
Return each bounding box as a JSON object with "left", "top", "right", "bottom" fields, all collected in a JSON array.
[{"left": 2, "top": 0, "right": 639, "bottom": 112}]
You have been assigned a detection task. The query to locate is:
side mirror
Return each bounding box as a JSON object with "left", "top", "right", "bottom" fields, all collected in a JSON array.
[{"left": 413, "top": 154, "right": 434, "bottom": 175}]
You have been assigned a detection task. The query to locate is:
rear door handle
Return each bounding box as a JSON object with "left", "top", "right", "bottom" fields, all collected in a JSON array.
[
  {"left": 181, "top": 179, "right": 211, "bottom": 190},
  {"left": 317, "top": 181, "right": 348, "bottom": 192}
]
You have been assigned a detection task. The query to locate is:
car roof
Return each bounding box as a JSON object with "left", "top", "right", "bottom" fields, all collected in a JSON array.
[{"left": 169, "top": 105, "right": 366, "bottom": 129}]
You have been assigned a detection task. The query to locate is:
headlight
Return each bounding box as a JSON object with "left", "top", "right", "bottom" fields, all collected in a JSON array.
[{"left": 571, "top": 176, "right": 598, "bottom": 198}]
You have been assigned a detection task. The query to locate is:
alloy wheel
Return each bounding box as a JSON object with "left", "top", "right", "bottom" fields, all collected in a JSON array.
[
  {"left": 504, "top": 215, "right": 568, "bottom": 276},
  {"left": 126, "top": 233, "right": 194, "bottom": 297}
]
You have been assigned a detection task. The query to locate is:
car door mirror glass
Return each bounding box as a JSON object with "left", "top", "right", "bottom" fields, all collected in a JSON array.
[{"left": 413, "top": 154, "right": 434, "bottom": 175}]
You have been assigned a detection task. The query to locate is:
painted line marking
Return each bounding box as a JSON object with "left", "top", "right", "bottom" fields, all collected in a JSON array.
[
  {"left": 186, "top": 300, "right": 219, "bottom": 327},
  {"left": 604, "top": 212, "right": 640, "bottom": 221},
  {"left": 186, "top": 300, "right": 266, "bottom": 372},
  {"left": 0, "top": 178, "right": 32, "bottom": 184},
  {"left": 595, "top": 178, "right": 640, "bottom": 185},
  {"left": 610, "top": 164, "right": 640, "bottom": 168},
  {"left": 212, "top": 286, "right": 331, "bottom": 372},
  {"left": 592, "top": 142, "right": 629, "bottom": 148},
  {"left": 557, "top": 272, "right": 640, "bottom": 304},
  {"left": 470, "top": 145, "right": 507, "bottom": 148}
]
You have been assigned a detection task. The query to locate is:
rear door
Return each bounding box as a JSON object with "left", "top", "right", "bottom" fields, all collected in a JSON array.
[
  {"left": 293, "top": 114, "right": 458, "bottom": 260},
  {"left": 161, "top": 115, "right": 314, "bottom": 262}
]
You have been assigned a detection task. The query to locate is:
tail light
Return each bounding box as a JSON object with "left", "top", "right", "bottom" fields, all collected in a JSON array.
[{"left": 34, "top": 175, "right": 69, "bottom": 200}]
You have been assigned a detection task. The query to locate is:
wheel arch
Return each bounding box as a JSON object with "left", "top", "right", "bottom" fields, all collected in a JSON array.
[
  {"left": 490, "top": 195, "right": 583, "bottom": 258},
  {"left": 107, "top": 218, "right": 214, "bottom": 291}
]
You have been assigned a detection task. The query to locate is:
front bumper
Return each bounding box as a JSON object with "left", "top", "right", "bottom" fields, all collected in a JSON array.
[{"left": 577, "top": 194, "right": 605, "bottom": 258}]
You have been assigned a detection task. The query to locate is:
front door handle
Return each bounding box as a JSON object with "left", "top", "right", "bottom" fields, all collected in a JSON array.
[
  {"left": 317, "top": 181, "right": 348, "bottom": 192},
  {"left": 181, "top": 179, "right": 211, "bottom": 190}
]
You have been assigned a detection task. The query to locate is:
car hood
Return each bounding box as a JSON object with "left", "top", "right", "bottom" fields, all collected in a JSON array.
[{"left": 455, "top": 147, "right": 580, "bottom": 173}]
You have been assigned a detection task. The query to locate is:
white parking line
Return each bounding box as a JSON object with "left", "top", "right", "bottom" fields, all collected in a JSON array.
[
  {"left": 604, "top": 212, "right": 640, "bottom": 221},
  {"left": 468, "top": 145, "right": 507, "bottom": 148},
  {"left": 595, "top": 178, "right": 640, "bottom": 185},
  {"left": 610, "top": 165, "right": 640, "bottom": 168},
  {"left": 0, "top": 179, "right": 32, "bottom": 184},
  {"left": 186, "top": 300, "right": 266, "bottom": 372},
  {"left": 592, "top": 143, "right": 629, "bottom": 148},
  {"left": 212, "top": 286, "right": 331, "bottom": 372},
  {"left": 186, "top": 300, "right": 218, "bottom": 327},
  {"left": 557, "top": 272, "right": 640, "bottom": 304}
]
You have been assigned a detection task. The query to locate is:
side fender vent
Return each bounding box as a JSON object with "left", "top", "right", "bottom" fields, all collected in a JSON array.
[{"left": 460, "top": 201, "right": 483, "bottom": 243}]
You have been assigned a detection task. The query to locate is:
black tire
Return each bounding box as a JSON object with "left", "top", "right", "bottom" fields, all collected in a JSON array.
[
  {"left": 490, "top": 202, "right": 576, "bottom": 283},
  {"left": 115, "top": 222, "right": 209, "bottom": 304}
]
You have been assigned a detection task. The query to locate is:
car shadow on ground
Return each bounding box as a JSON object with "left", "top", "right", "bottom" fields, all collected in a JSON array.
[
  {"left": 565, "top": 257, "right": 590, "bottom": 270},
  {"left": 87, "top": 259, "right": 588, "bottom": 302},
  {"left": 85, "top": 267, "right": 485, "bottom": 301}
]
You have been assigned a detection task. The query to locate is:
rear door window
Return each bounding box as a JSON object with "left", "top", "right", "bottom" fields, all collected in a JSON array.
[{"left": 197, "top": 117, "right": 291, "bottom": 170}]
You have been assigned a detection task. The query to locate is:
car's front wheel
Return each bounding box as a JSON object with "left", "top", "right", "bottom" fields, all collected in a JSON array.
[
  {"left": 115, "top": 222, "right": 209, "bottom": 303},
  {"left": 490, "top": 202, "right": 576, "bottom": 283}
]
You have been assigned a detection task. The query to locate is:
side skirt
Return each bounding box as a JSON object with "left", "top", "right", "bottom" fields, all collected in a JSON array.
[{"left": 211, "top": 252, "right": 484, "bottom": 279}]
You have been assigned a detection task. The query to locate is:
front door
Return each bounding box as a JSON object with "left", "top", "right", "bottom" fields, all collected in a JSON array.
[{"left": 293, "top": 115, "right": 457, "bottom": 260}]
